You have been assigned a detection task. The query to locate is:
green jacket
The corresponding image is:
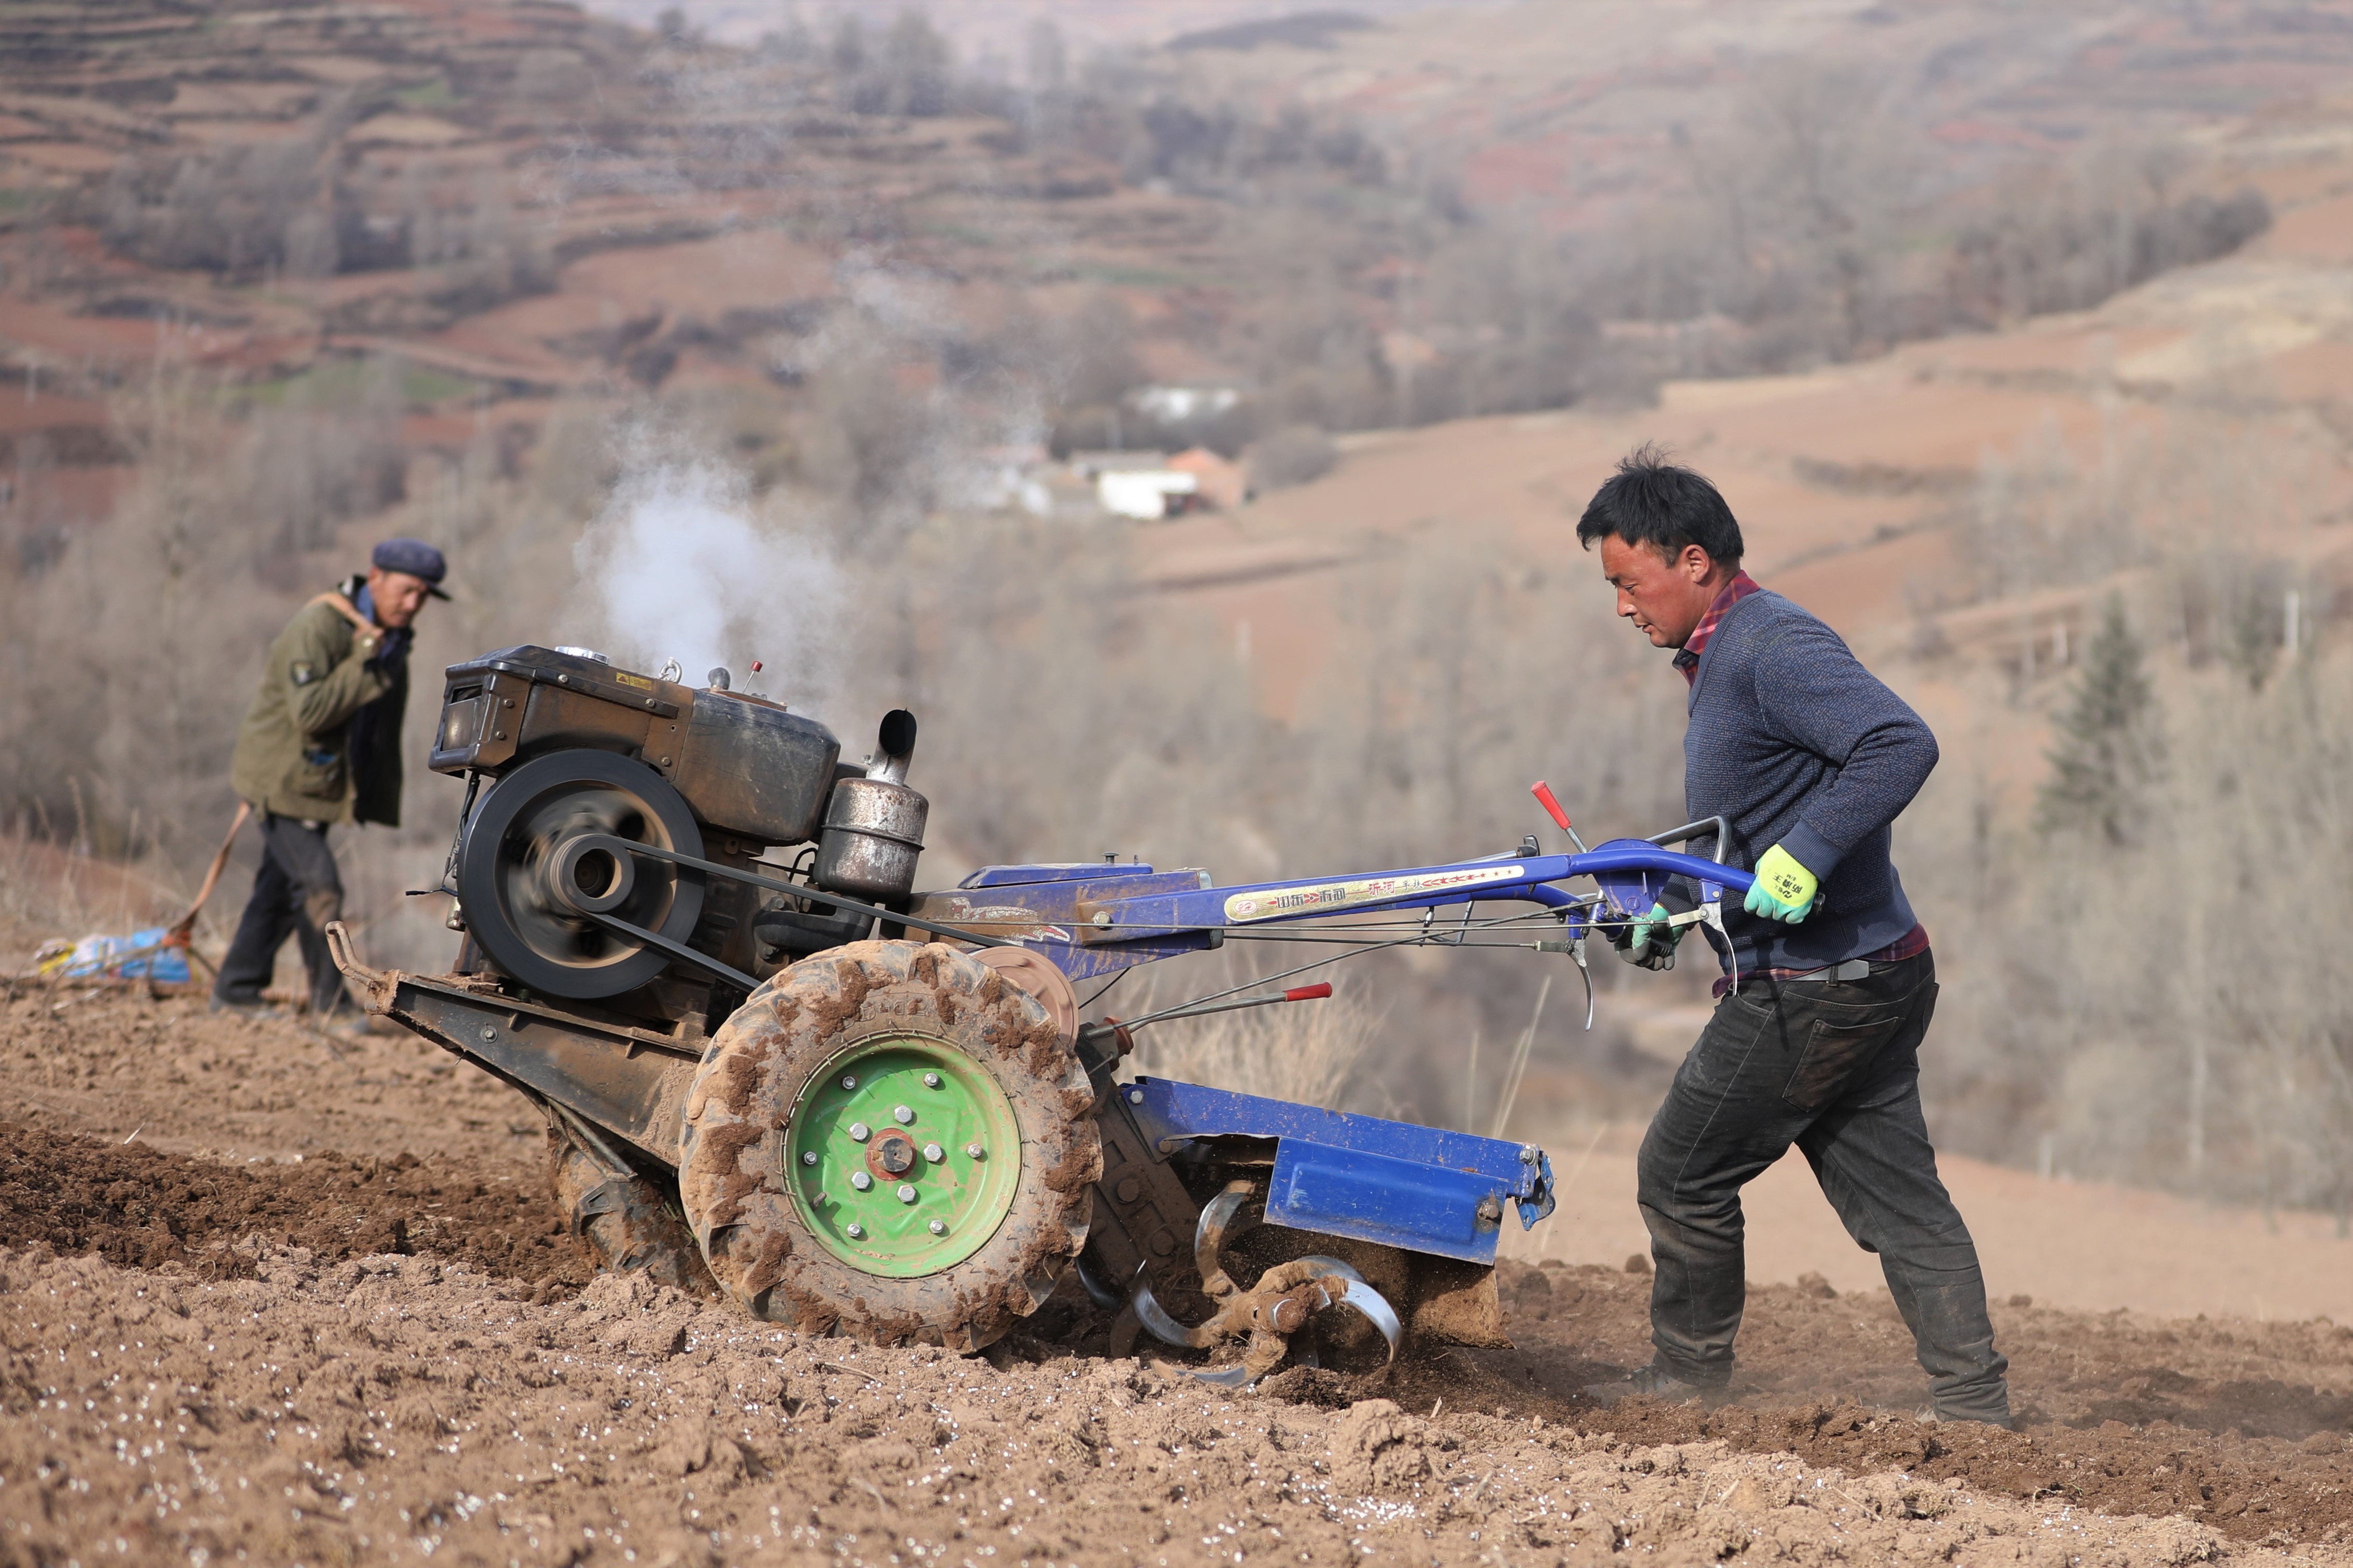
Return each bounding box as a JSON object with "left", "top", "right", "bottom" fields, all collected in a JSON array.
[{"left": 230, "top": 583, "right": 409, "bottom": 826}]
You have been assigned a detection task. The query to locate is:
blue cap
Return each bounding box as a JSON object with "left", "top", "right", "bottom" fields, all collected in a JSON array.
[{"left": 372, "top": 537, "right": 451, "bottom": 599}]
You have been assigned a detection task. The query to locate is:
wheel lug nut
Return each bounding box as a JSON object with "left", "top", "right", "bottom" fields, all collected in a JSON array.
[
  {"left": 841, "top": 1073, "right": 858, "bottom": 1090},
  {"left": 801, "top": 1151, "right": 818, "bottom": 1167},
  {"left": 849, "top": 1123, "right": 870, "bottom": 1142},
  {"left": 893, "top": 1105, "right": 915, "bottom": 1125},
  {"left": 923, "top": 1143, "right": 943, "bottom": 1162},
  {"left": 922, "top": 1072, "right": 942, "bottom": 1089},
  {"left": 928, "top": 1219, "right": 946, "bottom": 1235},
  {"left": 851, "top": 1172, "right": 873, "bottom": 1191},
  {"left": 896, "top": 1184, "right": 917, "bottom": 1203},
  {"left": 965, "top": 1143, "right": 984, "bottom": 1159},
  {"left": 846, "top": 1222, "right": 865, "bottom": 1239}
]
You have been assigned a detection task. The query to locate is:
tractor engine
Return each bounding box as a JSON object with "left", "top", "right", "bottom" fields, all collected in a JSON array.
[{"left": 427, "top": 643, "right": 925, "bottom": 1037}]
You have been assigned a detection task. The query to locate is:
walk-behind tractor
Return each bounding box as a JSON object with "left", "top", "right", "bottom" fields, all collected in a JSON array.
[{"left": 329, "top": 644, "right": 1757, "bottom": 1384}]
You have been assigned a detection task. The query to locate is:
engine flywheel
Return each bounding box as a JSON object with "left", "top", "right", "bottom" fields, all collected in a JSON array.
[{"left": 457, "top": 750, "right": 706, "bottom": 999}]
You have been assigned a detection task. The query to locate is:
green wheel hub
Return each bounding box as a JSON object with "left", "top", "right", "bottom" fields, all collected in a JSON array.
[{"left": 786, "top": 1033, "right": 1022, "bottom": 1277}]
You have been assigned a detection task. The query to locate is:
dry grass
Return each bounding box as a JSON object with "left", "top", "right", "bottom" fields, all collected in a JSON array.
[
  {"left": 1123, "top": 974, "right": 1381, "bottom": 1113},
  {"left": 0, "top": 831, "right": 188, "bottom": 971}
]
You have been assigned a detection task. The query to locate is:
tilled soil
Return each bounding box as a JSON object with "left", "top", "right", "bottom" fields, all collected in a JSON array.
[
  {"left": 5, "top": 1243, "right": 2342, "bottom": 1568},
  {"left": 0, "top": 990, "right": 545, "bottom": 1172},
  {"left": 2, "top": 992, "right": 2349, "bottom": 1564},
  {"left": 0, "top": 1119, "right": 589, "bottom": 1291},
  {"left": 1456, "top": 1261, "right": 2353, "bottom": 1548}
]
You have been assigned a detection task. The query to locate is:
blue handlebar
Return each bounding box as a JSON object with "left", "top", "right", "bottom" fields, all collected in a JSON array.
[
  {"left": 1076, "top": 840, "right": 1755, "bottom": 940},
  {"left": 938, "top": 833, "right": 1761, "bottom": 982},
  {"left": 1567, "top": 842, "right": 1755, "bottom": 895}
]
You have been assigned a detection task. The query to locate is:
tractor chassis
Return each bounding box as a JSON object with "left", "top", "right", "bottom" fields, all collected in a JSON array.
[{"left": 329, "top": 932, "right": 1548, "bottom": 1374}]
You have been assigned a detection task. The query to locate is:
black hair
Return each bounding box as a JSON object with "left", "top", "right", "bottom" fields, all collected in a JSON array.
[{"left": 1575, "top": 442, "right": 1744, "bottom": 567}]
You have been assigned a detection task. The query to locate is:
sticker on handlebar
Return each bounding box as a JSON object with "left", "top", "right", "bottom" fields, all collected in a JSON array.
[{"left": 1222, "top": 864, "right": 1525, "bottom": 924}]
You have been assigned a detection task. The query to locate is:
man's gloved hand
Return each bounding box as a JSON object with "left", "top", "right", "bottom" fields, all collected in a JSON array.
[
  {"left": 1610, "top": 901, "right": 1681, "bottom": 970},
  {"left": 1744, "top": 844, "right": 1819, "bottom": 923}
]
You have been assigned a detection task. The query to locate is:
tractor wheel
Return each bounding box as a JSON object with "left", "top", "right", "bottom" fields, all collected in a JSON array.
[
  {"left": 676, "top": 940, "right": 1100, "bottom": 1350},
  {"left": 548, "top": 1131, "right": 718, "bottom": 1298}
]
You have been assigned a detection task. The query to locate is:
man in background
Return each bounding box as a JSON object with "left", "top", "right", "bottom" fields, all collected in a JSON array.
[
  {"left": 1576, "top": 446, "right": 2011, "bottom": 1428},
  {"left": 211, "top": 539, "right": 448, "bottom": 1023}
]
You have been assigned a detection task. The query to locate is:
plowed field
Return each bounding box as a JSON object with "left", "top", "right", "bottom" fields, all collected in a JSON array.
[{"left": 1, "top": 990, "right": 2347, "bottom": 1566}]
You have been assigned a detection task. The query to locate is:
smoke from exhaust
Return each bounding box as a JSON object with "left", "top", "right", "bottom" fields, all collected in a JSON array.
[{"left": 572, "top": 457, "right": 843, "bottom": 704}]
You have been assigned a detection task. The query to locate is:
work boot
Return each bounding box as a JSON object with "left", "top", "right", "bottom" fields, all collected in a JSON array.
[
  {"left": 1583, "top": 1362, "right": 1724, "bottom": 1407},
  {"left": 208, "top": 995, "right": 282, "bottom": 1020},
  {"left": 1923, "top": 1398, "right": 2014, "bottom": 1430}
]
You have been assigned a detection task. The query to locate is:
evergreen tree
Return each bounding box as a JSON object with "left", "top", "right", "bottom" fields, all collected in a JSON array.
[{"left": 2038, "top": 596, "right": 2163, "bottom": 844}]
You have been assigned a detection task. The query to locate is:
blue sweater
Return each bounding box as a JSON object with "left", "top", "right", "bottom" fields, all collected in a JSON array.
[{"left": 1680, "top": 590, "right": 1935, "bottom": 974}]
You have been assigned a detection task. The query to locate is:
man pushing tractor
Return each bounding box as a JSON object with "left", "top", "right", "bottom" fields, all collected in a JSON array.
[{"left": 1575, "top": 445, "right": 2012, "bottom": 1428}]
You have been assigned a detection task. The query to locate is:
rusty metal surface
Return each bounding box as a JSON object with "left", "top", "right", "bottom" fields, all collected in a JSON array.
[
  {"left": 1198, "top": 1207, "right": 1512, "bottom": 1352},
  {"left": 1082, "top": 1090, "right": 1208, "bottom": 1304},
  {"left": 815, "top": 776, "right": 929, "bottom": 900},
  {"left": 398, "top": 979, "right": 699, "bottom": 1164},
  {"left": 1130, "top": 1255, "right": 1400, "bottom": 1387},
  {"left": 969, "top": 947, "right": 1078, "bottom": 1049},
  {"left": 672, "top": 688, "right": 840, "bottom": 846},
  {"left": 325, "top": 928, "right": 698, "bottom": 1167},
  {"left": 429, "top": 649, "right": 843, "bottom": 855},
  {"left": 904, "top": 869, "right": 1218, "bottom": 980},
  {"left": 519, "top": 682, "right": 657, "bottom": 764},
  {"left": 430, "top": 646, "right": 686, "bottom": 778}
]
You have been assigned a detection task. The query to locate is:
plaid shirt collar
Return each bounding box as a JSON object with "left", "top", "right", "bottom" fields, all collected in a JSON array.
[{"left": 1672, "top": 570, "right": 1762, "bottom": 687}]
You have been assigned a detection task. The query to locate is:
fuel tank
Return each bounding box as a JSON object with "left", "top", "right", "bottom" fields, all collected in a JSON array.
[{"left": 427, "top": 644, "right": 842, "bottom": 846}]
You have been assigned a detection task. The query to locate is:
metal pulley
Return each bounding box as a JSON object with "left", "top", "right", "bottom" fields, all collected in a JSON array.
[{"left": 455, "top": 750, "right": 707, "bottom": 999}]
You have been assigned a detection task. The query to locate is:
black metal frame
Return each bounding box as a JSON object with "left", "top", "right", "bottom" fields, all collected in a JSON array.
[{"left": 558, "top": 832, "right": 1008, "bottom": 995}]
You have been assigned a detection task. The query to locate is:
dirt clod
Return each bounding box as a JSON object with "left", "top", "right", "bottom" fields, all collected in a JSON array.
[{"left": 1331, "top": 1397, "right": 1434, "bottom": 1491}]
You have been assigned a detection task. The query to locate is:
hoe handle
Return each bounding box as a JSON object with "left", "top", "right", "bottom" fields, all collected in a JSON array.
[{"left": 170, "top": 800, "right": 252, "bottom": 940}]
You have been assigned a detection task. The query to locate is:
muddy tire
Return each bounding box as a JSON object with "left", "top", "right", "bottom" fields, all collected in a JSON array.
[
  {"left": 549, "top": 1134, "right": 719, "bottom": 1298},
  {"left": 676, "top": 940, "right": 1100, "bottom": 1350}
]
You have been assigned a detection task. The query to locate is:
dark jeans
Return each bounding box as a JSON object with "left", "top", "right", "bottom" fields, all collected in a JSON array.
[
  {"left": 1636, "top": 950, "right": 2010, "bottom": 1425},
  {"left": 213, "top": 814, "right": 351, "bottom": 1015}
]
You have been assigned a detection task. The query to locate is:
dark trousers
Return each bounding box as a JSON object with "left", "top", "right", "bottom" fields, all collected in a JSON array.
[
  {"left": 1636, "top": 950, "right": 2010, "bottom": 1425},
  {"left": 213, "top": 814, "right": 350, "bottom": 1015}
]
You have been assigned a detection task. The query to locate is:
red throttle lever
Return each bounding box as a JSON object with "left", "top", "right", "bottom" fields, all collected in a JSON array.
[
  {"left": 1530, "top": 781, "right": 1589, "bottom": 854},
  {"left": 1111, "top": 980, "right": 1337, "bottom": 1037}
]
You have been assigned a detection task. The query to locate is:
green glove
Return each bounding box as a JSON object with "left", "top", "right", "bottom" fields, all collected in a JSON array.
[
  {"left": 1744, "top": 844, "right": 1818, "bottom": 924},
  {"left": 1611, "top": 901, "right": 1681, "bottom": 971}
]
